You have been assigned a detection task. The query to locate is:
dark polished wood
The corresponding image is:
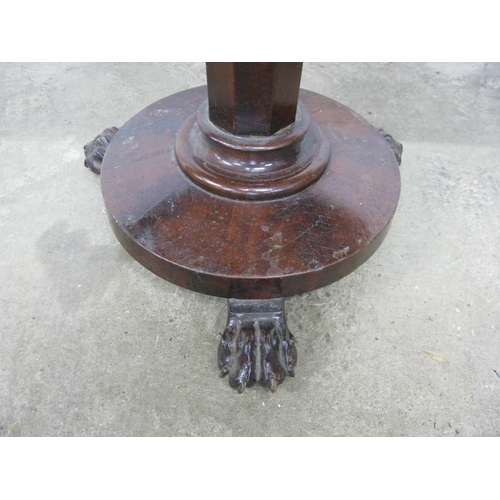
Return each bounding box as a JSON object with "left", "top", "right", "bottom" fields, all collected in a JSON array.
[
  {"left": 100, "top": 86, "right": 400, "bottom": 300},
  {"left": 218, "top": 299, "right": 296, "bottom": 393},
  {"left": 94, "top": 63, "right": 402, "bottom": 392},
  {"left": 84, "top": 127, "right": 118, "bottom": 174},
  {"left": 175, "top": 99, "right": 330, "bottom": 200},
  {"left": 206, "top": 63, "right": 303, "bottom": 136}
]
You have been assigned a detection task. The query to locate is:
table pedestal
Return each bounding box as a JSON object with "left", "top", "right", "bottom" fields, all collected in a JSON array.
[{"left": 84, "top": 63, "right": 401, "bottom": 392}]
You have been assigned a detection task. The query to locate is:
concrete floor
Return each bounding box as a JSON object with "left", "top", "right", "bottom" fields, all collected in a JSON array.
[{"left": 1, "top": 62, "right": 499, "bottom": 436}]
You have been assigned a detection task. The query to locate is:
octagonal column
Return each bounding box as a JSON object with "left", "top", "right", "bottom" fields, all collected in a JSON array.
[{"left": 206, "top": 62, "right": 303, "bottom": 136}]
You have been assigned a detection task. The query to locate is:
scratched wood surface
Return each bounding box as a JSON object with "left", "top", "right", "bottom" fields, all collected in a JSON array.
[{"left": 100, "top": 86, "right": 400, "bottom": 299}]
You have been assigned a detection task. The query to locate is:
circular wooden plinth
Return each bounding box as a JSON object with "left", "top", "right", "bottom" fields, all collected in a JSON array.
[{"left": 101, "top": 86, "right": 400, "bottom": 299}]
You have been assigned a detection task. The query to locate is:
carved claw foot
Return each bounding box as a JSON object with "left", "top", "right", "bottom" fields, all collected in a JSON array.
[
  {"left": 218, "top": 299, "right": 297, "bottom": 393},
  {"left": 84, "top": 126, "right": 119, "bottom": 174},
  {"left": 379, "top": 129, "right": 403, "bottom": 166}
]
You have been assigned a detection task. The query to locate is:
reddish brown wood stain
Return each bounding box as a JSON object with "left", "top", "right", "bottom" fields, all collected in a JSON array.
[
  {"left": 101, "top": 86, "right": 400, "bottom": 299},
  {"left": 206, "top": 63, "right": 302, "bottom": 136}
]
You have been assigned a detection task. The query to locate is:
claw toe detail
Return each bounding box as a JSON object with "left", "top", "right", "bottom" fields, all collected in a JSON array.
[
  {"left": 379, "top": 128, "right": 403, "bottom": 166},
  {"left": 84, "top": 126, "right": 119, "bottom": 174},
  {"left": 217, "top": 299, "right": 297, "bottom": 393}
]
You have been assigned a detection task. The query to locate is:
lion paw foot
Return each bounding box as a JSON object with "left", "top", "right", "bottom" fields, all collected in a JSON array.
[
  {"left": 84, "top": 126, "right": 119, "bottom": 174},
  {"left": 218, "top": 299, "right": 297, "bottom": 393},
  {"left": 379, "top": 128, "right": 403, "bottom": 166}
]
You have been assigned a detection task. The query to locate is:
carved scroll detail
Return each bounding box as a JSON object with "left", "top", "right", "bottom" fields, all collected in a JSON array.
[
  {"left": 84, "top": 127, "right": 119, "bottom": 174},
  {"left": 218, "top": 299, "right": 297, "bottom": 393}
]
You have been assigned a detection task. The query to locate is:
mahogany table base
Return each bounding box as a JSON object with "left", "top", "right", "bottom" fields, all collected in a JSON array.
[{"left": 85, "top": 84, "right": 401, "bottom": 393}]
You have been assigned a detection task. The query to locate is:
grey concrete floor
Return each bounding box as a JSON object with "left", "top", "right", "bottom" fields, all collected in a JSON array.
[{"left": 1, "top": 62, "right": 499, "bottom": 436}]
